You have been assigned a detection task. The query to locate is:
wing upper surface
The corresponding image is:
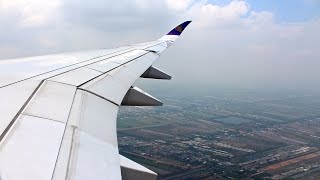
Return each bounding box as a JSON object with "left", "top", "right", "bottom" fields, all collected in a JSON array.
[{"left": 0, "top": 21, "right": 191, "bottom": 180}]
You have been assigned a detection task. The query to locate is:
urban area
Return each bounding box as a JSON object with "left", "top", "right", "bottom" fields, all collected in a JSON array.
[{"left": 117, "top": 89, "right": 320, "bottom": 179}]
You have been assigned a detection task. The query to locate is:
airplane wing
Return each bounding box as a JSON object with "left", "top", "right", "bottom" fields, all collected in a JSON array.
[{"left": 0, "top": 21, "right": 191, "bottom": 180}]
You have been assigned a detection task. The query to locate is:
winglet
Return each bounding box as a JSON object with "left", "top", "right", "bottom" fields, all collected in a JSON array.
[
  {"left": 166, "top": 21, "right": 192, "bottom": 36},
  {"left": 159, "top": 21, "right": 192, "bottom": 43}
]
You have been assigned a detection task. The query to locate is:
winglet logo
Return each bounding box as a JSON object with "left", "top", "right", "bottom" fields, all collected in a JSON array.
[
  {"left": 166, "top": 21, "right": 191, "bottom": 36},
  {"left": 175, "top": 25, "right": 183, "bottom": 33}
]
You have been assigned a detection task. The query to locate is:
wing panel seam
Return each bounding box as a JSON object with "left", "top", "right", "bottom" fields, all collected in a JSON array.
[
  {"left": 21, "top": 113, "right": 66, "bottom": 124},
  {"left": 0, "top": 42, "right": 165, "bottom": 89},
  {"left": 45, "top": 50, "right": 136, "bottom": 80},
  {"left": 84, "top": 67, "right": 105, "bottom": 73},
  {"left": 77, "top": 51, "right": 151, "bottom": 87},
  {"left": 47, "top": 80, "right": 76, "bottom": 87},
  {"left": 0, "top": 80, "right": 45, "bottom": 143},
  {"left": 0, "top": 47, "right": 134, "bottom": 89},
  {"left": 51, "top": 86, "right": 78, "bottom": 180}
]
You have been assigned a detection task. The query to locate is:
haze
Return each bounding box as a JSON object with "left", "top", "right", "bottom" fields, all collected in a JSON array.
[{"left": 0, "top": 0, "right": 320, "bottom": 91}]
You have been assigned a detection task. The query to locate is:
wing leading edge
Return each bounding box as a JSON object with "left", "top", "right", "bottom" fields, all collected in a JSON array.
[{"left": 0, "top": 21, "right": 191, "bottom": 180}]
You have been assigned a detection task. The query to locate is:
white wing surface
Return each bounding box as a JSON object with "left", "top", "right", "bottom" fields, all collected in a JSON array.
[{"left": 0, "top": 21, "right": 191, "bottom": 180}]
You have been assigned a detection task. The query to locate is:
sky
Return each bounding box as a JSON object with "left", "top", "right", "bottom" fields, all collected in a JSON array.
[{"left": 0, "top": 0, "right": 320, "bottom": 91}]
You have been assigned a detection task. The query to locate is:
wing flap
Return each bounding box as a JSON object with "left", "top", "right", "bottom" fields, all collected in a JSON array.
[
  {"left": 0, "top": 115, "right": 65, "bottom": 180},
  {"left": 0, "top": 80, "right": 40, "bottom": 138},
  {"left": 53, "top": 90, "right": 121, "bottom": 180},
  {"left": 79, "top": 74, "right": 127, "bottom": 105},
  {"left": 23, "top": 81, "right": 76, "bottom": 122},
  {"left": 79, "top": 52, "right": 158, "bottom": 105}
]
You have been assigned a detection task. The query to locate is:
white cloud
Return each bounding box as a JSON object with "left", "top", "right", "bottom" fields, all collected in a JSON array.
[
  {"left": 165, "top": 0, "right": 194, "bottom": 10},
  {"left": 186, "top": 0, "right": 249, "bottom": 28},
  {"left": 0, "top": 0, "right": 320, "bottom": 89},
  {"left": 0, "top": 0, "right": 62, "bottom": 27}
]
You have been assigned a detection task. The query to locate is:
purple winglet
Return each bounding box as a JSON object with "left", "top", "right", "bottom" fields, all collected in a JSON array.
[{"left": 166, "top": 21, "right": 192, "bottom": 36}]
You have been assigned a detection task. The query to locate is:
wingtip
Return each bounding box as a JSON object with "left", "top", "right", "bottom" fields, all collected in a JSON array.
[{"left": 166, "top": 21, "right": 192, "bottom": 36}]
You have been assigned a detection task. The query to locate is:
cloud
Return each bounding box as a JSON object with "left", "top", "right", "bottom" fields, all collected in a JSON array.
[
  {"left": 0, "top": 0, "right": 62, "bottom": 27},
  {"left": 165, "top": 0, "right": 194, "bottom": 11},
  {"left": 0, "top": 0, "right": 320, "bottom": 90}
]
